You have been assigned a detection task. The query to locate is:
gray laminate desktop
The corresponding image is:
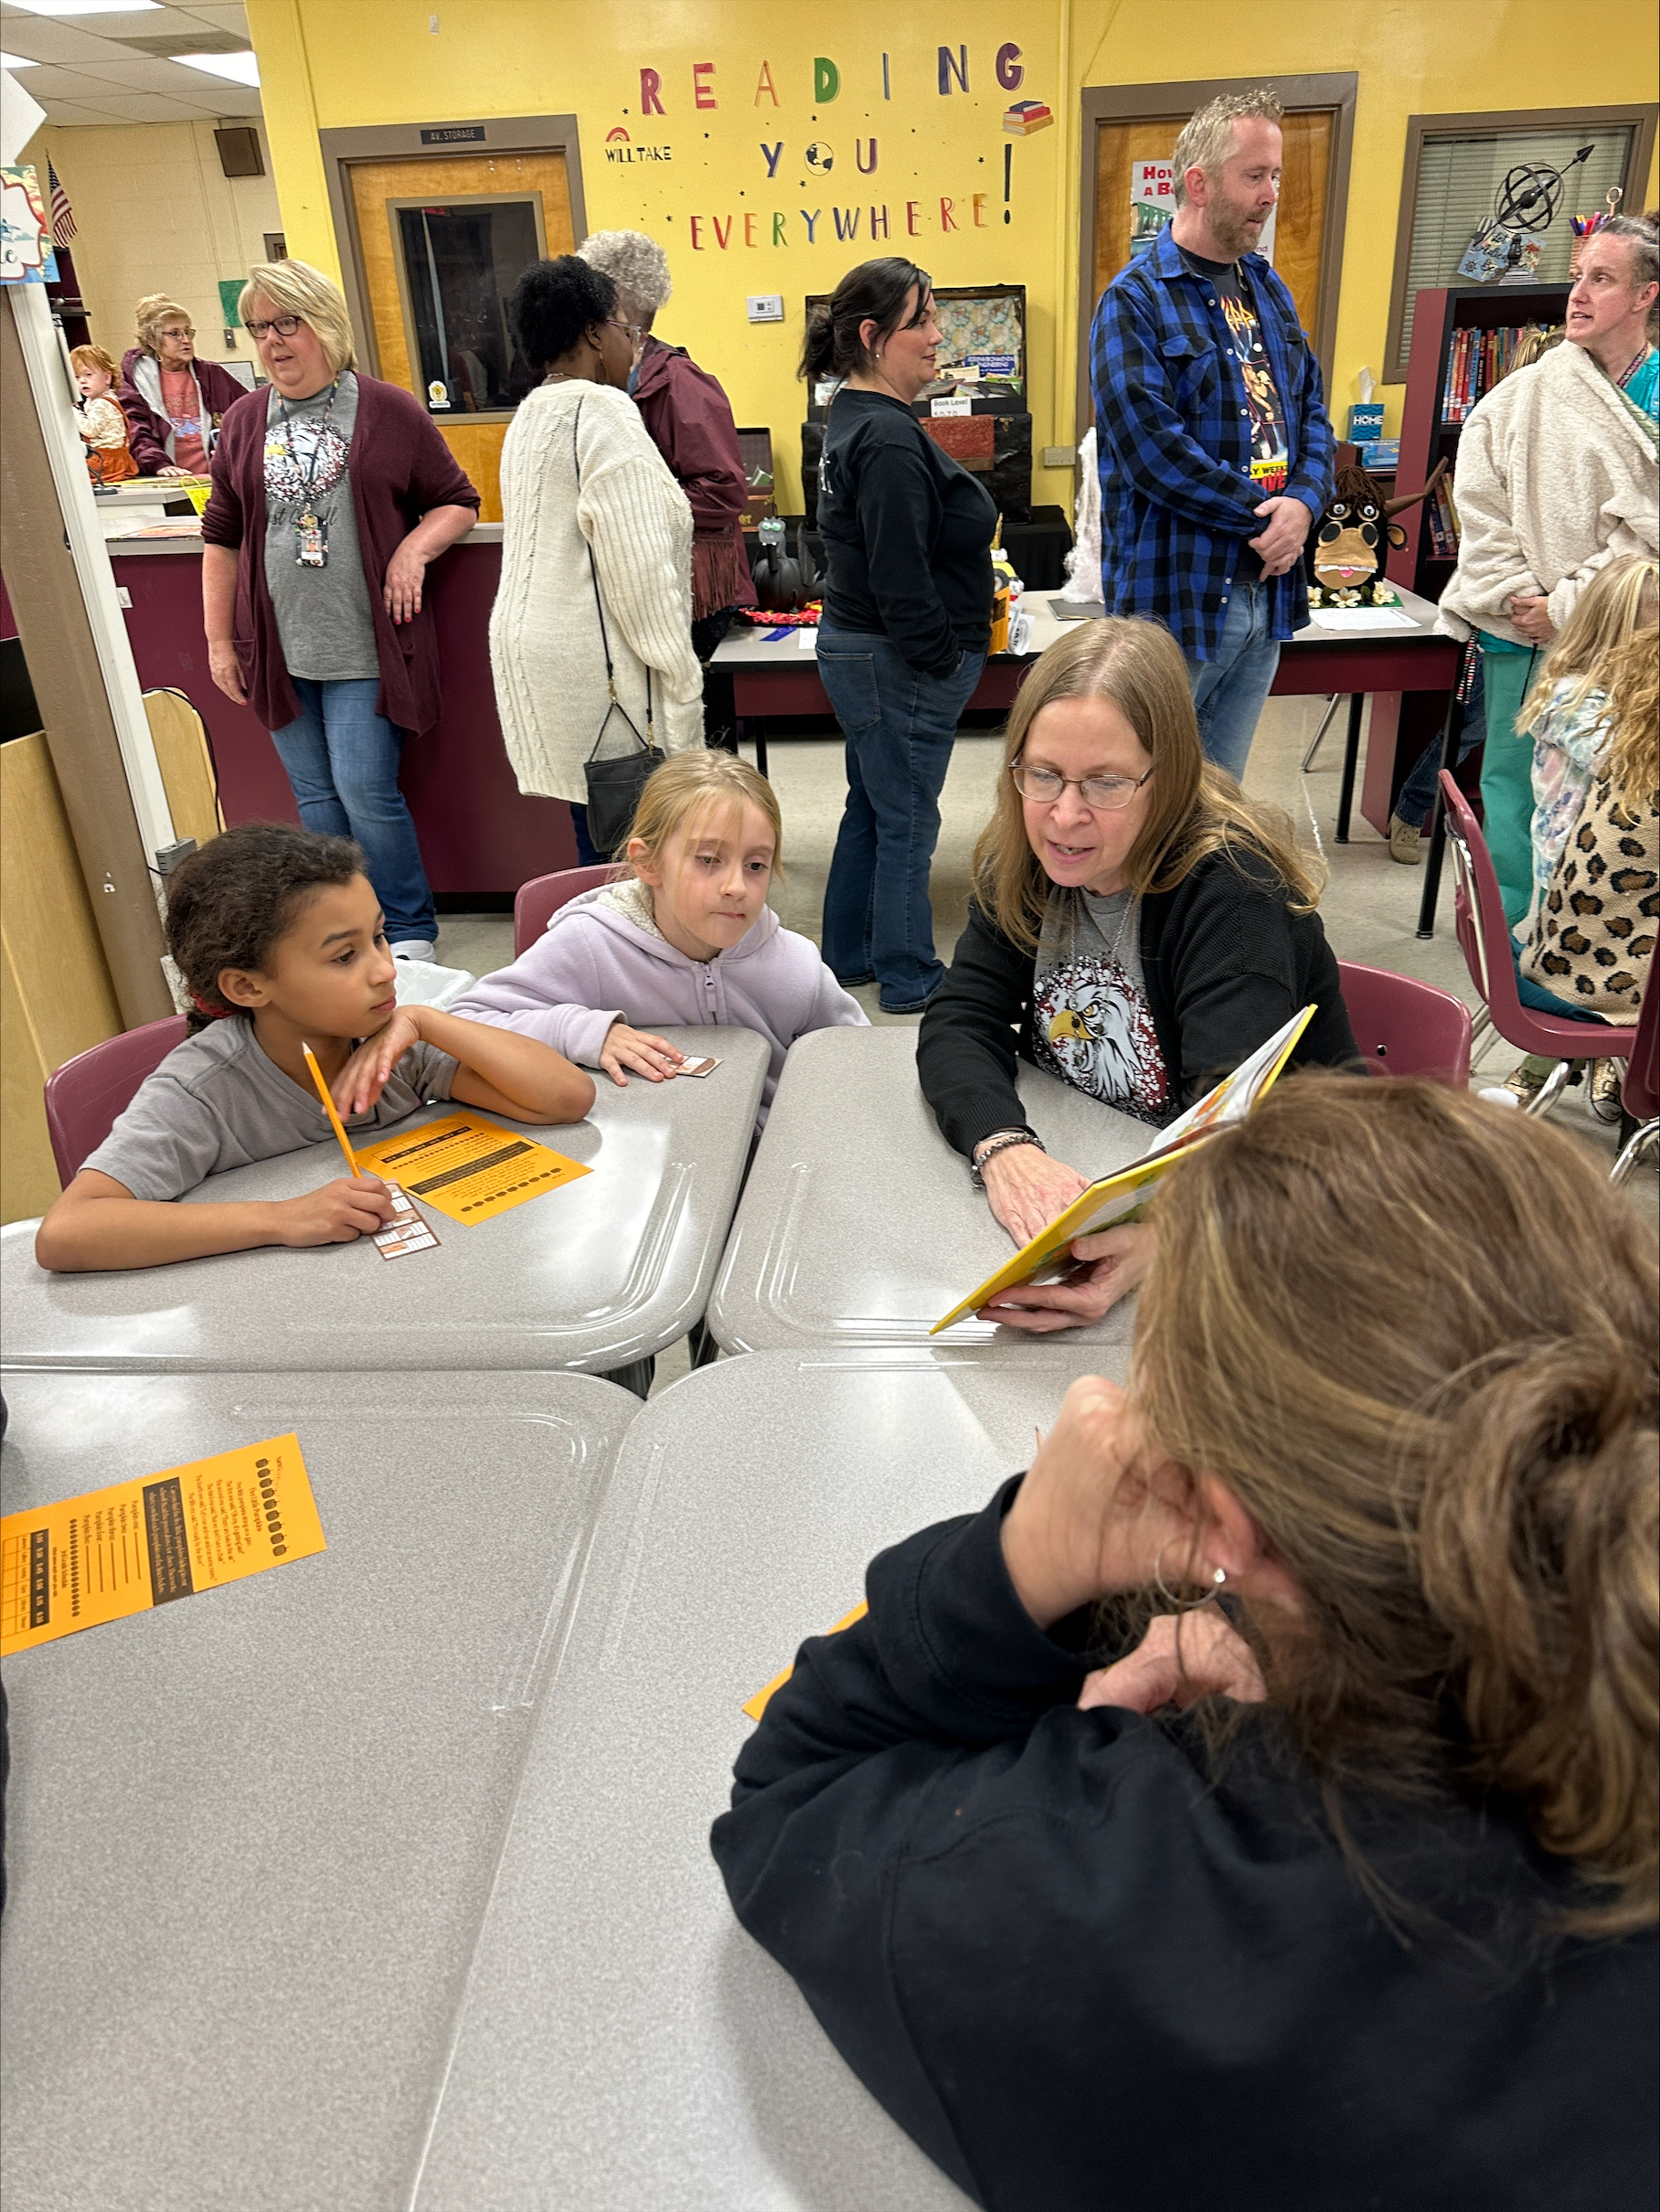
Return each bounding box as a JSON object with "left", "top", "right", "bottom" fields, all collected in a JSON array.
[
  {"left": 0, "top": 1367, "right": 641, "bottom": 2212},
  {"left": 708, "top": 1026, "right": 1151, "bottom": 1356},
  {"left": 2, "top": 1026, "right": 767, "bottom": 1375},
  {"left": 410, "top": 1346, "right": 1123, "bottom": 2211}
]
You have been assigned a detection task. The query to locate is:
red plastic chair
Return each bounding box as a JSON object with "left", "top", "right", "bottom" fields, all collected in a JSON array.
[
  {"left": 512, "top": 866, "right": 615, "bottom": 958},
  {"left": 1612, "top": 956, "right": 1658, "bottom": 1186},
  {"left": 1336, "top": 961, "right": 1472, "bottom": 1087},
  {"left": 1438, "top": 770, "right": 1634, "bottom": 1117},
  {"left": 43, "top": 1016, "right": 188, "bottom": 1189}
]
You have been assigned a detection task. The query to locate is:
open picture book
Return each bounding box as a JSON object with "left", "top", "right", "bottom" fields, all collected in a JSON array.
[{"left": 931, "top": 1005, "right": 1316, "bottom": 1334}]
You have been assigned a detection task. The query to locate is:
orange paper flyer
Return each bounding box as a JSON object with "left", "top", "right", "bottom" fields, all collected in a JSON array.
[
  {"left": 0, "top": 1433, "right": 326, "bottom": 1657},
  {"left": 742, "top": 1601, "right": 868, "bottom": 1721},
  {"left": 352, "top": 1112, "right": 591, "bottom": 1225}
]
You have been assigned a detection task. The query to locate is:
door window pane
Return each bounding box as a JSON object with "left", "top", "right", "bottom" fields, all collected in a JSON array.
[{"left": 396, "top": 198, "right": 541, "bottom": 414}]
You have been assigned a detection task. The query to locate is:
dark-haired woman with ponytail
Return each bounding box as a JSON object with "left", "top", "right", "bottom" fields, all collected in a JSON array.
[
  {"left": 715, "top": 1073, "right": 1659, "bottom": 2209},
  {"left": 806, "top": 258, "right": 997, "bottom": 1012},
  {"left": 34, "top": 824, "right": 591, "bottom": 1273},
  {"left": 490, "top": 254, "right": 706, "bottom": 863}
]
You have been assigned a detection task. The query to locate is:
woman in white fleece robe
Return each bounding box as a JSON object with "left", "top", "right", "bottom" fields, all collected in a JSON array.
[
  {"left": 490, "top": 256, "right": 706, "bottom": 860},
  {"left": 1439, "top": 230, "right": 1658, "bottom": 922}
]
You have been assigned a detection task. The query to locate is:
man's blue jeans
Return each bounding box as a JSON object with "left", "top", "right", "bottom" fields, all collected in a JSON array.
[
  {"left": 817, "top": 627, "right": 985, "bottom": 1011},
  {"left": 1183, "top": 580, "right": 1280, "bottom": 784},
  {"left": 269, "top": 676, "right": 437, "bottom": 944},
  {"left": 1392, "top": 655, "right": 1485, "bottom": 829}
]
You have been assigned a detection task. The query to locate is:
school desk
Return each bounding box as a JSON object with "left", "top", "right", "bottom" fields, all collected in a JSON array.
[
  {"left": 0, "top": 1026, "right": 767, "bottom": 1376},
  {"left": 707, "top": 1025, "right": 1148, "bottom": 1357},
  {"left": 409, "top": 1346, "right": 1120, "bottom": 2211},
  {"left": 0, "top": 1366, "right": 640, "bottom": 2212}
]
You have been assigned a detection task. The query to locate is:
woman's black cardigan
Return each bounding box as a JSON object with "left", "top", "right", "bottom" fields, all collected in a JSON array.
[{"left": 918, "top": 846, "right": 1357, "bottom": 1154}]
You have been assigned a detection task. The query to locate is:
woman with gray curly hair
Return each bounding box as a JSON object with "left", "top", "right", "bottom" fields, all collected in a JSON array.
[{"left": 579, "top": 229, "right": 751, "bottom": 719}]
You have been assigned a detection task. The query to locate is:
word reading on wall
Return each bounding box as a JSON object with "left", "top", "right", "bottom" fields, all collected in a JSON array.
[
  {"left": 686, "top": 197, "right": 996, "bottom": 250},
  {"left": 638, "top": 43, "right": 1027, "bottom": 114}
]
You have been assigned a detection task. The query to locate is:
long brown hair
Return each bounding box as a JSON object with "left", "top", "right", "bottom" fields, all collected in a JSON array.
[
  {"left": 973, "top": 618, "right": 1324, "bottom": 952},
  {"left": 1133, "top": 1074, "right": 1658, "bottom": 1936}
]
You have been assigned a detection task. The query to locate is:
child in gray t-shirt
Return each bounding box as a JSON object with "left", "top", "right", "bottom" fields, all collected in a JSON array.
[{"left": 36, "top": 824, "right": 594, "bottom": 1273}]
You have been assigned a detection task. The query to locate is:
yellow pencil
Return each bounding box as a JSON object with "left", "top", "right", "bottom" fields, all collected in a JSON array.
[{"left": 302, "top": 1042, "right": 361, "bottom": 1177}]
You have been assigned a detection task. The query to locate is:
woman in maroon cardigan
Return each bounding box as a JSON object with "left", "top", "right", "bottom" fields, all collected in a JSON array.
[{"left": 201, "top": 261, "right": 478, "bottom": 961}]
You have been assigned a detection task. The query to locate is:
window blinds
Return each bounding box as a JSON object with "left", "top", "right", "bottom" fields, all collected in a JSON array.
[{"left": 1400, "top": 125, "right": 1633, "bottom": 362}]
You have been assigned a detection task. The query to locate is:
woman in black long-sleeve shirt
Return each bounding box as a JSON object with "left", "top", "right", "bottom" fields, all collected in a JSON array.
[
  {"left": 918, "top": 615, "right": 1354, "bottom": 1331},
  {"left": 808, "top": 259, "right": 997, "bottom": 1013},
  {"left": 713, "top": 1075, "right": 1659, "bottom": 2212}
]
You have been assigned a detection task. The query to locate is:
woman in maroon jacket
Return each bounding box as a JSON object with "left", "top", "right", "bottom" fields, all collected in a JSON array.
[
  {"left": 119, "top": 293, "right": 249, "bottom": 477},
  {"left": 201, "top": 261, "right": 478, "bottom": 961},
  {"left": 579, "top": 230, "right": 750, "bottom": 740}
]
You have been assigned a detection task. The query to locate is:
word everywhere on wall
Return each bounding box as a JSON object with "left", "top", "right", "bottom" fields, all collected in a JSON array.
[{"left": 602, "top": 41, "right": 1054, "bottom": 248}]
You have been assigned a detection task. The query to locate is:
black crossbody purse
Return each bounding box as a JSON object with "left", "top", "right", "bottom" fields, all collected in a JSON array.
[{"left": 572, "top": 398, "right": 664, "bottom": 855}]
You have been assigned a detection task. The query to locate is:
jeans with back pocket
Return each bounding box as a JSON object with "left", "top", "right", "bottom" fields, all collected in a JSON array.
[{"left": 816, "top": 627, "right": 986, "bottom": 1012}]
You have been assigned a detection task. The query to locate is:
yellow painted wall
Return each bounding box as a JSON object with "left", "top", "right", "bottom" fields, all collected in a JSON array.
[
  {"left": 247, "top": 0, "right": 1657, "bottom": 513},
  {"left": 26, "top": 120, "right": 282, "bottom": 376}
]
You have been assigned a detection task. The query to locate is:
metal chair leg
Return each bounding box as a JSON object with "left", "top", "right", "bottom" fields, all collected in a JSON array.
[
  {"left": 1469, "top": 1006, "right": 1494, "bottom": 1051},
  {"left": 1611, "top": 1117, "right": 1659, "bottom": 1187},
  {"left": 1524, "top": 1058, "right": 1575, "bottom": 1117},
  {"left": 1302, "top": 695, "right": 1342, "bottom": 772}
]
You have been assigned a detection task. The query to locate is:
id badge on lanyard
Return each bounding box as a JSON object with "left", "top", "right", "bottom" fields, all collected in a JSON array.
[{"left": 294, "top": 509, "right": 327, "bottom": 567}]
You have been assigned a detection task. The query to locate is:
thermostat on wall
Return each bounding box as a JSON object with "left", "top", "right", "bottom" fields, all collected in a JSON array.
[{"left": 746, "top": 295, "right": 784, "bottom": 324}]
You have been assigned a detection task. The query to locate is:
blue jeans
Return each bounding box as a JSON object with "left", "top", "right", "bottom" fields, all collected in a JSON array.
[
  {"left": 1183, "top": 580, "right": 1280, "bottom": 783},
  {"left": 269, "top": 677, "right": 436, "bottom": 943},
  {"left": 818, "top": 627, "right": 986, "bottom": 1011},
  {"left": 569, "top": 802, "right": 603, "bottom": 867},
  {"left": 1392, "top": 654, "right": 1485, "bottom": 828}
]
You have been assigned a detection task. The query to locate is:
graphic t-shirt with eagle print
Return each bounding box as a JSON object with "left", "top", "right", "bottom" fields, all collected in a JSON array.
[
  {"left": 261, "top": 370, "right": 381, "bottom": 683},
  {"left": 1032, "top": 888, "right": 1170, "bottom": 1124}
]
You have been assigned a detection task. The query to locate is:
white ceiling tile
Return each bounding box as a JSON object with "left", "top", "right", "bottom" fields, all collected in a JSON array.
[
  {"left": 70, "top": 88, "right": 219, "bottom": 120},
  {"left": 4, "top": 59, "right": 97, "bottom": 90},
  {"left": 73, "top": 53, "right": 226, "bottom": 86},
  {"left": 177, "top": 2, "right": 249, "bottom": 28},
  {"left": 30, "top": 97, "right": 137, "bottom": 122},
  {"left": 0, "top": 20, "right": 130, "bottom": 62}
]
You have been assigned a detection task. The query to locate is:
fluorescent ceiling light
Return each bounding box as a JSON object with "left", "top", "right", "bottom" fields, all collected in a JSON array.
[
  {"left": 1, "top": 52, "right": 42, "bottom": 67},
  {"left": 5, "top": 4, "right": 165, "bottom": 17},
  {"left": 174, "top": 50, "right": 261, "bottom": 87}
]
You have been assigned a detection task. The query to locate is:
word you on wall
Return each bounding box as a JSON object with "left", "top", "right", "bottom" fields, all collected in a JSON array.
[{"left": 604, "top": 41, "right": 1054, "bottom": 246}]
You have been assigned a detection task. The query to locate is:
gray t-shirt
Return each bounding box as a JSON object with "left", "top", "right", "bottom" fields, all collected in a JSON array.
[
  {"left": 1030, "top": 887, "right": 1171, "bottom": 1125},
  {"left": 83, "top": 1017, "right": 460, "bottom": 1203},
  {"left": 262, "top": 372, "right": 382, "bottom": 684}
]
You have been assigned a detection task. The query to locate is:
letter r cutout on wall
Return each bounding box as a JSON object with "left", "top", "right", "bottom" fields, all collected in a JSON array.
[{"left": 641, "top": 68, "right": 665, "bottom": 116}]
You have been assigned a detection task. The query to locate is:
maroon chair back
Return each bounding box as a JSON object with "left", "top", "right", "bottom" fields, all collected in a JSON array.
[
  {"left": 1620, "top": 955, "right": 1659, "bottom": 1124},
  {"left": 1436, "top": 771, "right": 1633, "bottom": 1068},
  {"left": 1336, "top": 961, "right": 1473, "bottom": 1087},
  {"left": 512, "top": 866, "right": 615, "bottom": 958},
  {"left": 44, "top": 1016, "right": 189, "bottom": 1189}
]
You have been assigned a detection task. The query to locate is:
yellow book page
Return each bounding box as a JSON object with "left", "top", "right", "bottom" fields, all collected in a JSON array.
[
  {"left": 931, "top": 1005, "right": 1315, "bottom": 1335},
  {"left": 742, "top": 1601, "right": 868, "bottom": 1721},
  {"left": 1, "top": 1433, "right": 325, "bottom": 1656},
  {"left": 353, "top": 1112, "right": 591, "bottom": 1225}
]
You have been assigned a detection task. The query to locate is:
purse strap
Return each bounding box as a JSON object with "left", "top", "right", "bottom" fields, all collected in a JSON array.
[{"left": 572, "top": 395, "right": 655, "bottom": 764}]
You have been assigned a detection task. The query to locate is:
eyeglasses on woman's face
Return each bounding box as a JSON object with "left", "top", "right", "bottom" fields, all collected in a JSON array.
[
  {"left": 243, "top": 313, "right": 305, "bottom": 340},
  {"left": 1011, "top": 759, "right": 1155, "bottom": 812},
  {"left": 157, "top": 324, "right": 195, "bottom": 342},
  {"left": 606, "top": 317, "right": 644, "bottom": 346}
]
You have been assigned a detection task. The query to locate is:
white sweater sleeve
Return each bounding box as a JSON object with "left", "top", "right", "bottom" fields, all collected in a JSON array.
[
  {"left": 1439, "top": 399, "right": 1540, "bottom": 639},
  {"left": 579, "top": 420, "right": 706, "bottom": 756}
]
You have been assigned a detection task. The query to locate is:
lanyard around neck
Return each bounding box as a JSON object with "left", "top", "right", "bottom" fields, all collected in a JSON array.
[{"left": 277, "top": 378, "right": 341, "bottom": 499}]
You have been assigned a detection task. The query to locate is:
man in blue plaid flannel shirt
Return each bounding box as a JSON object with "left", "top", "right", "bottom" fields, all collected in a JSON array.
[{"left": 1091, "top": 89, "right": 1334, "bottom": 781}]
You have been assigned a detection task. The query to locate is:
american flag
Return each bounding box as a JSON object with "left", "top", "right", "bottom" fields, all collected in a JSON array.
[{"left": 48, "top": 163, "right": 76, "bottom": 250}]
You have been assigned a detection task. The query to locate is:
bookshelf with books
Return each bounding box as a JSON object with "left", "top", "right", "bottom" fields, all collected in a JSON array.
[{"left": 1385, "top": 282, "right": 1570, "bottom": 604}]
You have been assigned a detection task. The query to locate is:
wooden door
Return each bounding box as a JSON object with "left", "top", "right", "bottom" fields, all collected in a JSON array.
[
  {"left": 347, "top": 150, "right": 574, "bottom": 521},
  {"left": 1091, "top": 111, "right": 1332, "bottom": 340}
]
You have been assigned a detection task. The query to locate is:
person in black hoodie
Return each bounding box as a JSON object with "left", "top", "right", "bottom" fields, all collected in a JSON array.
[
  {"left": 809, "top": 259, "right": 997, "bottom": 1013},
  {"left": 917, "top": 614, "right": 1355, "bottom": 1331},
  {"left": 712, "top": 1074, "right": 1659, "bottom": 2212}
]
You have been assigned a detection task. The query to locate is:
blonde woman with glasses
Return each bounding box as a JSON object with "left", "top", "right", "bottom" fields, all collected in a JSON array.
[
  {"left": 200, "top": 260, "right": 479, "bottom": 962},
  {"left": 118, "top": 292, "right": 248, "bottom": 478},
  {"left": 916, "top": 616, "right": 1355, "bottom": 1332}
]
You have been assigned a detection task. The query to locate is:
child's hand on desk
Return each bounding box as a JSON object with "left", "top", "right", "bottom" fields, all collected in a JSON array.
[
  {"left": 277, "top": 1176, "right": 396, "bottom": 1246},
  {"left": 598, "top": 1022, "right": 686, "bottom": 1087},
  {"left": 333, "top": 1009, "right": 423, "bottom": 1116}
]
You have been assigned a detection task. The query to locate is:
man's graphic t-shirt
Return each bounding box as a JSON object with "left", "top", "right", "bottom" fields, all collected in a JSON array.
[{"left": 1179, "top": 247, "right": 1287, "bottom": 583}]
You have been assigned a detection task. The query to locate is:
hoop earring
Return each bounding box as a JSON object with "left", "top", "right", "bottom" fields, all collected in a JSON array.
[{"left": 1152, "top": 1547, "right": 1228, "bottom": 1611}]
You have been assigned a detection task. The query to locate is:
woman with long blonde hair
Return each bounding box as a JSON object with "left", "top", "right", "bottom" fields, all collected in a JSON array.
[
  {"left": 916, "top": 615, "right": 1354, "bottom": 1331},
  {"left": 714, "top": 1074, "right": 1659, "bottom": 2209}
]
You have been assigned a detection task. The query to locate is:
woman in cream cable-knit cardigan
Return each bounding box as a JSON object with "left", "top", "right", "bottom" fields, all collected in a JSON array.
[{"left": 491, "top": 256, "right": 705, "bottom": 861}]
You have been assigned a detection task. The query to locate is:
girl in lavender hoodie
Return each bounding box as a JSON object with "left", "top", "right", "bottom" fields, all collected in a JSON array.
[{"left": 451, "top": 751, "right": 866, "bottom": 1121}]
